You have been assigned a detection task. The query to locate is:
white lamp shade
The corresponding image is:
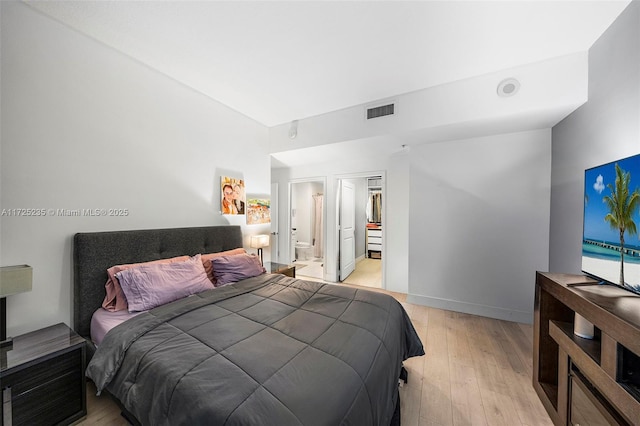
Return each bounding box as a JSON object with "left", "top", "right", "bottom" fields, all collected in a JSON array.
[
  {"left": 250, "top": 235, "right": 270, "bottom": 249},
  {"left": 0, "top": 265, "right": 33, "bottom": 297}
]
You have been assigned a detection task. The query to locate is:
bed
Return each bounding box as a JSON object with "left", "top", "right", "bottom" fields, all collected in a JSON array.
[{"left": 74, "top": 225, "right": 424, "bottom": 425}]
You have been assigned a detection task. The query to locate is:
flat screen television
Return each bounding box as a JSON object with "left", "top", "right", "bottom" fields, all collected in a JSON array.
[{"left": 582, "top": 153, "right": 640, "bottom": 294}]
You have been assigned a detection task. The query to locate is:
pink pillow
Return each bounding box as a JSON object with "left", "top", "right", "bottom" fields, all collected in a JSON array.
[
  {"left": 211, "top": 253, "right": 266, "bottom": 287},
  {"left": 115, "top": 254, "right": 214, "bottom": 312},
  {"left": 103, "top": 255, "right": 190, "bottom": 312},
  {"left": 201, "top": 248, "right": 247, "bottom": 284}
]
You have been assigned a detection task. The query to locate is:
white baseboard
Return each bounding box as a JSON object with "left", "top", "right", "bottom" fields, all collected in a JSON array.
[{"left": 406, "top": 293, "right": 533, "bottom": 324}]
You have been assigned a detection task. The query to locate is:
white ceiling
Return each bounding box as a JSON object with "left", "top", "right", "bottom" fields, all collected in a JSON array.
[{"left": 25, "top": 0, "right": 630, "bottom": 129}]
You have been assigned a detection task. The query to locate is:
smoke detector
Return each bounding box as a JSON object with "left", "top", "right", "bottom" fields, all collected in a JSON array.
[{"left": 497, "top": 78, "right": 520, "bottom": 97}]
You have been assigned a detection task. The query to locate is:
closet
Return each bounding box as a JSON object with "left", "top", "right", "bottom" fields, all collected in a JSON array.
[{"left": 366, "top": 177, "right": 382, "bottom": 259}]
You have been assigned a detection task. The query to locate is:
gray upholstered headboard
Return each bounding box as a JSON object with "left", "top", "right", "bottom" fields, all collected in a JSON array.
[{"left": 73, "top": 226, "right": 243, "bottom": 339}]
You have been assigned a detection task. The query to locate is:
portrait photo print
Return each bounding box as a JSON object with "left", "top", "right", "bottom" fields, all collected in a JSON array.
[{"left": 221, "top": 176, "right": 245, "bottom": 215}]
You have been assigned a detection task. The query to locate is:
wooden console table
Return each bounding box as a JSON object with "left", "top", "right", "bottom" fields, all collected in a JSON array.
[{"left": 533, "top": 272, "right": 640, "bottom": 425}]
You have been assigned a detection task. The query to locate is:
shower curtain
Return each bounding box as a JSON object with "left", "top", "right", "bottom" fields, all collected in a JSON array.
[{"left": 312, "top": 194, "right": 324, "bottom": 258}]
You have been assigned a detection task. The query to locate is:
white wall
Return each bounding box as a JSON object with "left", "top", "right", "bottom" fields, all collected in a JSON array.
[
  {"left": 268, "top": 50, "right": 589, "bottom": 311},
  {"left": 386, "top": 151, "right": 411, "bottom": 294},
  {"left": 1, "top": 1, "right": 270, "bottom": 336},
  {"left": 272, "top": 128, "right": 551, "bottom": 321},
  {"left": 550, "top": 1, "right": 640, "bottom": 276},
  {"left": 407, "top": 130, "right": 552, "bottom": 323}
]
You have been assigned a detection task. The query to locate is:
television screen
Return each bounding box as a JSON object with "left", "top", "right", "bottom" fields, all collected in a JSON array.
[{"left": 582, "top": 153, "right": 640, "bottom": 293}]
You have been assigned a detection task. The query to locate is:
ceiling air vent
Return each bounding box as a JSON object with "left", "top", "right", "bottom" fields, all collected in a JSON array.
[{"left": 366, "top": 103, "right": 395, "bottom": 120}]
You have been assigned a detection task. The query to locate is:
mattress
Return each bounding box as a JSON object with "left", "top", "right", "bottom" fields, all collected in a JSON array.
[{"left": 90, "top": 308, "right": 142, "bottom": 346}]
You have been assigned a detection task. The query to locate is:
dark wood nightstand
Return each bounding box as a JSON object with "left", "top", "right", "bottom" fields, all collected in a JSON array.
[
  {"left": 265, "top": 262, "right": 296, "bottom": 278},
  {"left": 1, "top": 323, "right": 86, "bottom": 426}
]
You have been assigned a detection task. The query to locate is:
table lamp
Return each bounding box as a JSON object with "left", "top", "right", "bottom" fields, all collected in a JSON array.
[
  {"left": 250, "top": 235, "right": 270, "bottom": 265},
  {"left": 1, "top": 265, "right": 33, "bottom": 349}
]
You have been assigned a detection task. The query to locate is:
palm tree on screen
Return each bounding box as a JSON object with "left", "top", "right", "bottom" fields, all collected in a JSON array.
[{"left": 603, "top": 163, "right": 640, "bottom": 286}]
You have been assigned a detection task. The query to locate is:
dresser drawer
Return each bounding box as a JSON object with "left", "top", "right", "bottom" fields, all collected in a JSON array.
[
  {"left": 569, "top": 370, "right": 624, "bottom": 426},
  {"left": 368, "top": 236, "right": 382, "bottom": 244},
  {"left": 4, "top": 349, "right": 84, "bottom": 426},
  {"left": 367, "top": 229, "right": 382, "bottom": 238},
  {"left": 368, "top": 243, "right": 382, "bottom": 251},
  {"left": 4, "top": 349, "right": 80, "bottom": 393},
  {"left": 10, "top": 370, "right": 83, "bottom": 426}
]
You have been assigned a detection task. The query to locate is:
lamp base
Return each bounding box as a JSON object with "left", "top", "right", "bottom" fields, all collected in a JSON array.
[{"left": 0, "top": 337, "right": 13, "bottom": 349}]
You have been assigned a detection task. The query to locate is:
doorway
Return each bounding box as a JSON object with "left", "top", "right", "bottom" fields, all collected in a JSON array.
[
  {"left": 289, "top": 179, "right": 325, "bottom": 280},
  {"left": 337, "top": 174, "right": 384, "bottom": 288}
]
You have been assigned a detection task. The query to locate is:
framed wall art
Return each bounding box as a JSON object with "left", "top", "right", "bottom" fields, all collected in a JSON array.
[
  {"left": 246, "top": 198, "right": 270, "bottom": 224},
  {"left": 221, "top": 176, "right": 245, "bottom": 215}
]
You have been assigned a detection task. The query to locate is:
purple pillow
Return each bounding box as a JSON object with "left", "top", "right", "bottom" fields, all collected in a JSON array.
[
  {"left": 115, "top": 254, "right": 214, "bottom": 312},
  {"left": 211, "top": 253, "right": 266, "bottom": 287}
]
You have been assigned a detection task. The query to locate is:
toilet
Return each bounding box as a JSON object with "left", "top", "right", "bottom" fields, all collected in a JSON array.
[{"left": 295, "top": 242, "right": 313, "bottom": 260}]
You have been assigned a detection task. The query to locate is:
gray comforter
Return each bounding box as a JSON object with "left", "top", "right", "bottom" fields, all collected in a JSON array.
[{"left": 86, "top": 274, "right": 424, "bottom": 425}]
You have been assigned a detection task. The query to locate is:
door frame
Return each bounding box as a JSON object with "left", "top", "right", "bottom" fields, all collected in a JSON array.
[
  {"left": 334, "top": 171, "right": 386, "bottom": 288},
  {"left": 270, "top": 182, "right": 279, "bottom": 262},
  {"left": 287, "top": 177, "right": 327, "bottom": 277}
]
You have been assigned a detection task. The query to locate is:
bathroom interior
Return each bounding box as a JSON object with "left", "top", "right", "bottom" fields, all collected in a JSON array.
[{"left": 290, "top": 180, "right": 325, "bottom": 280}]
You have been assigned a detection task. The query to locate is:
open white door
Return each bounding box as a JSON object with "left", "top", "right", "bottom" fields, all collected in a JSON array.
[
  {"left": 270, "top": 183, "right": 278, "bottom": 262},
  {"left": 339, "top": 180, "right": 356, "bottom": 281}
]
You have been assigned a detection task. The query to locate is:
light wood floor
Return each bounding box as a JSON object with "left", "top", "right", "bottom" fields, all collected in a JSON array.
[
  {"left": 396, "top": 296, "right": 553, "bottom": 425},
  {"left": 342, "top": 257, "right": 382, "bottom": 288},
  {"left": 79, "top": 285, "right": 552, "bottom": 426},
  {"left": 79, "top": 381, "right": 129, "bottom": 425}
]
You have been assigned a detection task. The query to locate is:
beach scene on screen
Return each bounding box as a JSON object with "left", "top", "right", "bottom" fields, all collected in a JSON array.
[{"left": 582, "top": 154, "right": 640, "bottom": 292}]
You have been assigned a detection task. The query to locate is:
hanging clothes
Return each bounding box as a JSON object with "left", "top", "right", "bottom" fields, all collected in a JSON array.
[{"left": 367, "top": 191, "right": 382, "bottom": 223}]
